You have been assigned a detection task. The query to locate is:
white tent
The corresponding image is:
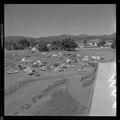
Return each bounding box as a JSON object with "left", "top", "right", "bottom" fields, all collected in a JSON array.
[
  {"left": 21, "top": 58, "right": 26, "bottom": 62},
  {"left": 52, "top": 54, "right": 58, "bottom": 57},
  {"left": 24, "top": 67, "right": 33, "bottom": 75},
  {"left": 82, "top": 56, "right": 89, "bottom": 61},
  {"left": 58, "top": 52, "right": 63, "bottom": 56},
  {"left": 7, "top": 70, "right": 18, "bottom": 74},
  {"left": 36, "top": 60, "right": 42, "bottom": 65},
  {"left": 66, "top": 59, "right": 72, "bottom": 64},
  {"left": 76, "top": 54, "right": 82, "bottom": 58},
  {"left": 31, "top": 47, "right": 38, "bottom": 52}
]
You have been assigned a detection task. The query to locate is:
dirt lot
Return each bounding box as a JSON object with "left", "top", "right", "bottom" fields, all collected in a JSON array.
[{"left": 4, "top": 49, "right": 116, "bottom": 116}]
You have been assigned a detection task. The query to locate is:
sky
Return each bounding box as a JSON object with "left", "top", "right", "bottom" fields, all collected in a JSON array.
[{"left": 5, "top": 4, "right": 116, "bottom": 37}]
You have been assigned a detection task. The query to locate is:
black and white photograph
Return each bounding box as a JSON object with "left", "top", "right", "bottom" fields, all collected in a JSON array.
[{"left": 4, "top": 4, "right": 116, "bottom": 116}]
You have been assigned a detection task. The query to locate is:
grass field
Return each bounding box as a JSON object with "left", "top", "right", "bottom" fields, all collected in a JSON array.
[{"left": 4, "top": 48, "right": 116, "bottom": 116}]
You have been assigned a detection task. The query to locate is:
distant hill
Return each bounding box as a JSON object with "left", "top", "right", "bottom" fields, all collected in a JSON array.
[
  {"left": 5, "top": 36, "right": 35, "bottom": 42},
  {"left": 5, "top": 33, "right": 116, "bottom": 44}
]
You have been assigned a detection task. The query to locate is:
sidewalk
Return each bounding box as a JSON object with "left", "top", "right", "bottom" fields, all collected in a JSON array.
[{"left": 89, "top": 62, "right": 116, "bottom": 116}]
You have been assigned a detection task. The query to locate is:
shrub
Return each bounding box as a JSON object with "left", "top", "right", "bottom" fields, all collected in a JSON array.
[
  {"left": 28, "top": 38, "right": 37, "bottom": 47},
  {"left": 37, "top": 40, "right": 50, "bottom": 52},
  {"left": 97, "top": 41, "right": 106, "bottom": 47},
  {"left": 83, "top": 40, "right": 87, "bottom": 46},
  {"left": 61, "top": 37, "right": 78, "bottom": 51},
  {"left": 50, "top": 40, "right": 62, "bottom": 51},
  {"left": 18, "top": 39, "right": 29, "bottom": 49},
  {"left": 111, "top": 41, "right": 116, "bottom": 49}
]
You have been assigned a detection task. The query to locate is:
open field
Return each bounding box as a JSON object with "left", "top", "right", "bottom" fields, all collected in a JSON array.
[
  {"left": 4, "top": 48, "right": 116, "bottom": 116},
  {"left": 5, "top": 48, "right": 115, "bottom": 60}
]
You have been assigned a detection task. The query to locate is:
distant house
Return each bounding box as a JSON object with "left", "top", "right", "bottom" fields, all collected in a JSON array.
[
  {"left": 87, "top": 39, "right": 100, "bottom": 47},
  {"left": 104, "top": 42, "right": 113, "bottom": 47},
  {"left": 77, "top": 42, "right": 84, "bottom": 48}
]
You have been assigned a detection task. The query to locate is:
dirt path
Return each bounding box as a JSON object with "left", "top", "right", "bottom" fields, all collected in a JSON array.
[{"left": 67, "top": 72, "right": 97, "bottom": 116}]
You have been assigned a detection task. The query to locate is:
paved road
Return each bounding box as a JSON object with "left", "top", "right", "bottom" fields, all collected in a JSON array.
[{"left": 90, "top": 62, "right": 116, "bottom": 116}]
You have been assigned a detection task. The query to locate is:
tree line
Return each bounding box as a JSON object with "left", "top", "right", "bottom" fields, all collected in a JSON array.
[
  {"left": 5, "top": 37, "right": 116, "bottom": 51},
  {"left": 4, "top": 37, "right": 78, "bottom": 51}
]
